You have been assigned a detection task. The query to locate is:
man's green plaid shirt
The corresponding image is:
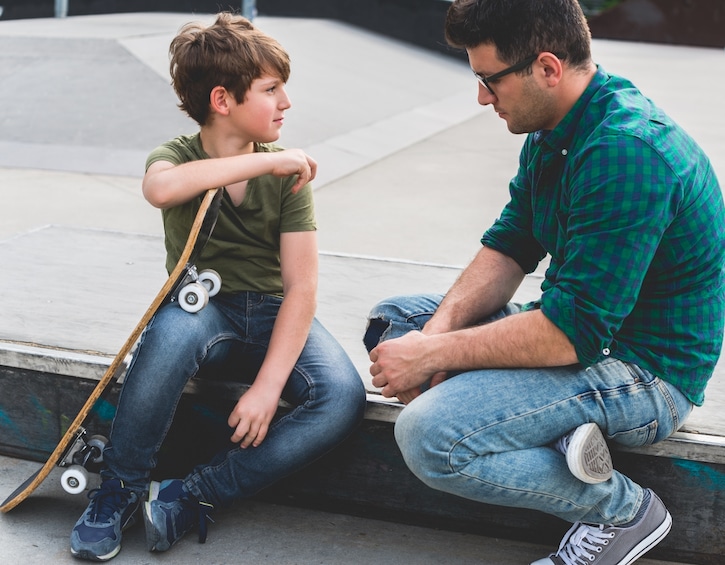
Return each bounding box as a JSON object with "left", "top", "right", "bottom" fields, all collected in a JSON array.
[{"left": 482, "top": 66, "right": 725, "bottom": 406}]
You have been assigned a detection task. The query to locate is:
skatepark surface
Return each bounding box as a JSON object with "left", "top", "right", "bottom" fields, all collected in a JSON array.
[{"left": 0, "top": 11, "right": 722, "bottom": 564}]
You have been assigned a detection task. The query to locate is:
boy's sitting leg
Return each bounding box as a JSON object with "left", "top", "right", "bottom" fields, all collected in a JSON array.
[{"left": 70, "top": 300, "right": 232, "bottom": 560}]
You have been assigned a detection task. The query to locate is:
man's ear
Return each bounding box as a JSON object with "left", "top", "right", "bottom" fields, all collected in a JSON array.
[
  {"left": 537, "top": 52, "right": 564, "bottom": 87},
  {"left": 209, "top": 86, "right": 232, "bottom": 116}
]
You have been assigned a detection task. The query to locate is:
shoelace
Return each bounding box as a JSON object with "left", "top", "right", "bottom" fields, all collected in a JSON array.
[
  {"left": 174, "top": 492, "right": 215, "bottom": 544},
  {"left": 554, "top": 522, "right": 616, "bottom": 564},
  {"left": 196, "top": 500, "right": 215, "bottom": 544},
  {"left": 87, "top": 481, "right": 132, "bottom": 522}
]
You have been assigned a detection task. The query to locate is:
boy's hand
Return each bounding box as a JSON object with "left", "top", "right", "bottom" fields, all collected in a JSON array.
[
  {"left": 271, "top": 149, "right": 317, "bottom": 193},
  {"left": 227, "top": 384, "right": 281, "bottom": 448}
]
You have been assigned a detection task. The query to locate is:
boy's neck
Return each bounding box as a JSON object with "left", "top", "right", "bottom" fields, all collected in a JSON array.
[{"left": 199, "top": 127, "right": 256, "bottom": 159}]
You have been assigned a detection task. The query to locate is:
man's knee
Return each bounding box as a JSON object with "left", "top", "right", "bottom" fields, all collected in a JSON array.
[
  {"left": 394, "top": 398, "right": 449, "bottom": 481},
  {"left": 363, "top": 294, "right": 442, "bottom": 352},
  {"left": 362, "top": 317, "right": 388, "bottom": 352},
  {"left": 363, "top": 297, "right": 407, "bottom": 351}
]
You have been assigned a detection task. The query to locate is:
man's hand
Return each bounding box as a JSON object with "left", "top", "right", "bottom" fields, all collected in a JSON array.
[
  {"left": 395, "top": 371, "right": 448, "bottom": 404},
  {"left": 227, "top": 384, "right": 280, "bottom": 448},
  {"left": 369, "top": 331, "right": 438, "bottom": 399}
]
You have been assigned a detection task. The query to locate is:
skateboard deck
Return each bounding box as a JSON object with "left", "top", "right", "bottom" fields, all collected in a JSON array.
[{"left": 1, "top": 187, "right": 224, "bottom": 512}]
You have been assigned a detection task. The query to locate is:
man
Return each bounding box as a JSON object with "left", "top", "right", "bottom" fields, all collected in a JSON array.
[{"left": 364, "top": 1, "right": 724, "bottom": 563}]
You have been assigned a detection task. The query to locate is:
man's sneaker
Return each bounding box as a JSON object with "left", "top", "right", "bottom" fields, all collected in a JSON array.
[
  {"left": 531, "top": 489, "right": 672, "bottom": 565},
  {"left": 144, "top": 479, "right": 214, "bottom": 552},
  {"left": 70, "top": 479, "right": 141, "bottom": 561},
  {"left": 554, "top": 423, "right": 613, "bottom": 484}
]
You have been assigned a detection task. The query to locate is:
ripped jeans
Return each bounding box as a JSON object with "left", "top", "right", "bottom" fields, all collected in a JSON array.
[{"left": 364, "top": 294, "right": 693, "bottom": 525}]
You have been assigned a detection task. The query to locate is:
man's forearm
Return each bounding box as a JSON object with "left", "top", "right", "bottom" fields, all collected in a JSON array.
[
  {"left": 424, "top": 246, "right": 525, "bottom": 335},
  {"left": 428, "top": 309, "right": 579, "bottom": 372}
]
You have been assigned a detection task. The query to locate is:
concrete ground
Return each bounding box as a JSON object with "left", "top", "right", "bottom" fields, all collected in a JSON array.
[
  {"left": 1, "top": 11, "right": 721, "bottom": 565},
  {"left": 0, "top": 456, "right": 562, "bottom": 565}
]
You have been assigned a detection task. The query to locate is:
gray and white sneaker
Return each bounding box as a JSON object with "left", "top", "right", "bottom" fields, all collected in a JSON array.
[
  {"left": 531, "top": 489, "right": 672, "bottom": 565},
  {"left": 554, "top": 423, "right": 613, "bottom": 484}
]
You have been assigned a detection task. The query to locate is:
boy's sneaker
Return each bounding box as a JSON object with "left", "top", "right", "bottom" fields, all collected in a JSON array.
[
  {"left": 144, "top": 479, "right": 214, "bottom": 552},
  {"left": 554, "top": 423, "right": 613, "bottom": 484},
  {"left": 531, "top": 489, "right": 672, "bottom": 565},
  {"left": 70, "top": 479, "right": 141, "bottom": 561}
]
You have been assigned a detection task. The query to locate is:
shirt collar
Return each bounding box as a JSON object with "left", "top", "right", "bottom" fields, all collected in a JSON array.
[{"left": 532, "top": 65, "right": 608, "bottom": 153}]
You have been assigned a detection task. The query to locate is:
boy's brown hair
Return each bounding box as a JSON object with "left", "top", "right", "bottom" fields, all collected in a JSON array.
[{"left": 169, "top": 13, "right": 291, "bottom": 126}]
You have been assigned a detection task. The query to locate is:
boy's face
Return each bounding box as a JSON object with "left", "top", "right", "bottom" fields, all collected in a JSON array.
[{"left": 231, "top": 74, "right": 291, "bottom": 143}]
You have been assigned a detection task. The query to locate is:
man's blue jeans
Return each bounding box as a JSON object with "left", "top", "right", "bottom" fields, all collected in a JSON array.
[
  {"left": 103, "top": 292, "right": 366, "bottom": 508},
  {"left": 364, "top": 294, "right": 693, "bottom": 525}
]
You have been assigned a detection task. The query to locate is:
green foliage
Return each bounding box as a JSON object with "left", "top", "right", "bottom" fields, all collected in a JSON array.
[{"left": 579, "top": 0, "right": 625, "bottom": 16}]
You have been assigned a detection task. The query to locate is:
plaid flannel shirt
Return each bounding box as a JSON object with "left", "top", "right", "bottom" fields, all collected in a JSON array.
[{"left": 482, "top": 66, "right": 725, "bottom": 405}]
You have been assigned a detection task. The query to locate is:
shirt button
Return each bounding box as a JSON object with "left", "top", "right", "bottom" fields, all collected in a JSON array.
[
  {"left": 602, "top": 348, "right": 611, "bottom": 356},
  {"left": 561, "top": 149, "right": 568, "bottom": 156}
]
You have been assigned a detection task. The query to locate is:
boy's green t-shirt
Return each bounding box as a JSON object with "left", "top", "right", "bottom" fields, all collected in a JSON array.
[{"left": 146, "top": 133, "right": 316, "bottom": 297}]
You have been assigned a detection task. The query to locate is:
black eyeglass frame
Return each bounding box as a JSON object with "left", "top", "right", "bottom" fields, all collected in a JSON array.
[{"left": 472, "top": 54, "right": 538, "bottom": 96}]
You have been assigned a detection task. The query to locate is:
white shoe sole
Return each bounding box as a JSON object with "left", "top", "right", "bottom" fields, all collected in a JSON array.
[{"left": 566, "top": 423, "right": 613, "bottom": 484}]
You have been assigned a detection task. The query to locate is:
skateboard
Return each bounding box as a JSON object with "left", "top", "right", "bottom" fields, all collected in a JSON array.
[{"left": 0, "top": 187, "right": 224, "bottom": 512}]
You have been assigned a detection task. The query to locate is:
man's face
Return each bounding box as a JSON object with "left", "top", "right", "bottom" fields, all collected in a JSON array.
[{"left": 467, "top": 43, "right": 557, "bottom": 134}]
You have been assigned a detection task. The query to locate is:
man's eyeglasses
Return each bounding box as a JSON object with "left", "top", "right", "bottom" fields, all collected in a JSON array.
[{"left": 472, "top": 54, "right": 538, "bottom": 96}]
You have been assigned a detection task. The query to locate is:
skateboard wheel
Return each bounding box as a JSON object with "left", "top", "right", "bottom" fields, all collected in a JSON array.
[
  {"left": 179, "top": 282, "right": 209, "bottom": 313},
  {"left": 61, "top": 466, "right": 89, "bottom": 495},
  {"left": 87, "top": 435, "right": 108, "bottom": 464},
  {"left": 198, "top": 269, "right": 222, "bottom": 297}
]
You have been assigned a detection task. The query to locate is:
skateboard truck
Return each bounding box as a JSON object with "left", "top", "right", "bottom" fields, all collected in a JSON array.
[
  {"left": 59, "top": 428, "right": 108, "bottom": 495},
  {"left": 172, "top": 267, "right": 222, "bottom": 313}
]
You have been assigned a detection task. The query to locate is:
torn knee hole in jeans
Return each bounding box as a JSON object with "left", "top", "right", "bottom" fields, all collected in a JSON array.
[{"left": 363, "top": 317, "right": 392, "bottom": 352}]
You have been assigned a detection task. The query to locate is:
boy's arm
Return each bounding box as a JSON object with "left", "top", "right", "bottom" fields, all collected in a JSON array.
[
  {"left": 142, "top": 149, "right": 317, "bottom": 209},
  {"left": 227, "top": 230, "right": 318, "bottom": 448}
]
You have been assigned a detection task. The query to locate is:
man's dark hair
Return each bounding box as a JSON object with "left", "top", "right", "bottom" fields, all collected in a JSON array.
[{"left": 445, "top": 0, "right": 592, "bottom": 69}]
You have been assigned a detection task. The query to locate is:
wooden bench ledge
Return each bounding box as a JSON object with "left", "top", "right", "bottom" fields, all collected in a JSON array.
[{"left": 3, "top": 340, "right": 723, "bottom": 466}]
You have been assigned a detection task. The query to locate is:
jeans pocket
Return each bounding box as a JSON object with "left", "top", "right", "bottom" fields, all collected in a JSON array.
[
  {"left": 621, "top": 360, "right": 656, "bottom": 383},
  {"left": 610, "top": 419, "right": 659, "bottom": 447}
]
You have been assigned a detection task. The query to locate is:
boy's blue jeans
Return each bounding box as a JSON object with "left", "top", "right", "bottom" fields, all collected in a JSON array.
[
  {"left": 364, "top": 294, "right": 693, "bottom": 525},
  {"left": 103, "top": 292, "right": 366, "bottom": 508}
]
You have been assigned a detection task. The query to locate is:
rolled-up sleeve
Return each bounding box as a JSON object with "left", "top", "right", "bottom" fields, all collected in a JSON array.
[{"left": 481, "top": 140, "right": 547, "bottom": 274}]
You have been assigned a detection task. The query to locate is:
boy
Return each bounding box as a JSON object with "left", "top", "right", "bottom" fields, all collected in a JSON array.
[{"left": 70, "top": 13, "right": 366, "bottom": 561}]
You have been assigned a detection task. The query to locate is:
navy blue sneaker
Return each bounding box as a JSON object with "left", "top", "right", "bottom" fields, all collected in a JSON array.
[
  {"left": 144, "top": 479, "right": 214, "bottom": 552},
  {"left": 70, "top": 479, "right": 141, "bottom": 561}
]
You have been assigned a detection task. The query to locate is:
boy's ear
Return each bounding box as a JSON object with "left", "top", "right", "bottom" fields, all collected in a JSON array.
[{"left": 209, "top": 86, "right": 232, "bottom": 116}]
